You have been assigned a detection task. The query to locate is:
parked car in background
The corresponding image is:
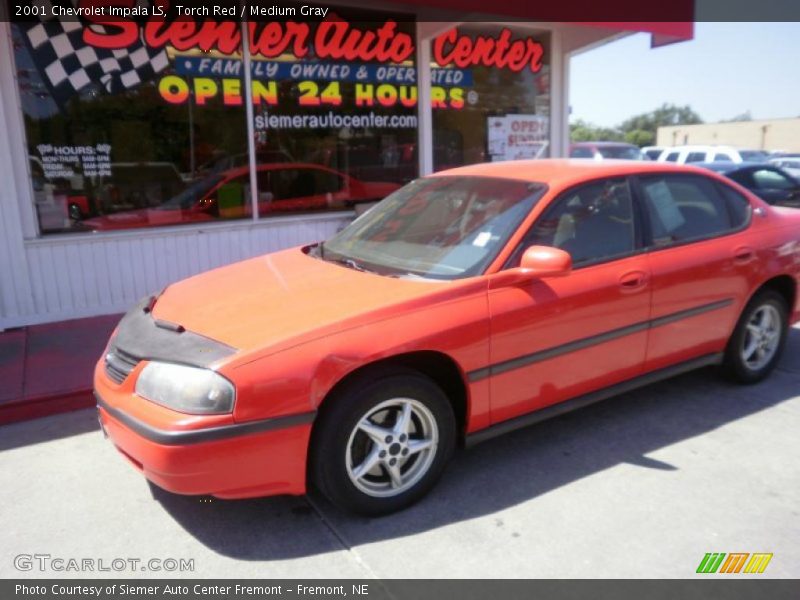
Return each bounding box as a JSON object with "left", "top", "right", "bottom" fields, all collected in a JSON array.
[
  {"left": 642, "top": 146, "right": 666, "bottom": 160},
  {"left": 768, "top": 157, "right": 800, "bottom": 179},
  {"left": 96, "top": 159, "right": 800, "bottom": 515},
  {"left": 696, "top": 161, "right": 800, "bottom": 207},
  {"left": 569, "top": 142, "right": 644, "bottom": 160},
  {"left": 92, "top": 162, "right": 186, "bottom": 213},
  {"left": 81, "top": 163, "right": 400, "bottom": 231},
  {"left": 658, "top": 145, "right": 769, "bottom": 164},
  {"left": 194, "top": 149, "right": 294, "bottom": 179}
]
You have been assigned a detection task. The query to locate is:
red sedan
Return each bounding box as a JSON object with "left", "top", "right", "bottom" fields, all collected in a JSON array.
[
  {"left": 95, "top": 160, "right": 800, "bottom": 515},
  {"left": 82, "top": 163, "right": 400, "bottom": 231}
]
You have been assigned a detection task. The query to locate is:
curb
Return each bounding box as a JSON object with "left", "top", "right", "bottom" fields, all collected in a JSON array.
[{"left": 0, "top": 389, "right": 95, "bottom": 426}]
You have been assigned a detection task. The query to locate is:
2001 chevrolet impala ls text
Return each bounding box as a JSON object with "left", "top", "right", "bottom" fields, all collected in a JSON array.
[{"left": 95, "top": 160, "right": 800, "bottom": 515}]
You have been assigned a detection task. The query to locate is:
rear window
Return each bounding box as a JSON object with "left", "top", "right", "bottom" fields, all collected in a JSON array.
[
  {"left": 570, "top": 147, "right": 595, "bottom": 158},
  {"left": 597, "top": 146, "right": 642, "bottom": 160}
]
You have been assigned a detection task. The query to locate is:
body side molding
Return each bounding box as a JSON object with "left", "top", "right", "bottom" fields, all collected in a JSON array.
[{"left": 465, "top": 353, "right": 723, "bottom": 447}]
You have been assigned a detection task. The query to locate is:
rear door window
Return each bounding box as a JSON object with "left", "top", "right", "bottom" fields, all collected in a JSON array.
[
  {"left": 639, "top": 175, "right": 733, "bottom": 246},
  {"left": 664, "top": 151, "right": 680, "bottom": 162},
  {"left": 686, "top": 152, "right": 707, "bottom": 163},
  {"left": 716, "top": 183, "right": 753, "bottom": 229}
]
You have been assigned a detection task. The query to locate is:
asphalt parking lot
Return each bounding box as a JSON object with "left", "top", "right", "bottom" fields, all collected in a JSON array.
[{"left": 2, "top": 326, "right": 799, "bottom": 580}]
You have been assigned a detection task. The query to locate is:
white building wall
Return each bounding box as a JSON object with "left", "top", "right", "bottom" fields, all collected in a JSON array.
[
  {"left": 18, "top": 217, "right": 350, "bottom": 326},
  {"left": 0, "top": 25, "right": 37, "bottom": 329}
]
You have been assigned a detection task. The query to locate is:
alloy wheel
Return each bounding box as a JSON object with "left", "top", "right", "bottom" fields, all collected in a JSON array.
[
  {"left": 741, "top": 304, "right": 781, "bottom": 371},
  {"left": 345, "top": 398, "right": 439, "bottom": 498}
]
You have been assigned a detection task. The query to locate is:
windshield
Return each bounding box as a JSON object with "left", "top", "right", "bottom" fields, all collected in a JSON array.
[
  {"left": 319, "top": 176, "right": 546, "bottom": 279},
  {"left": 598, "top": 146, "right": 643, "bottom": 160},
  {"left": 156, "top": 175, "right": 223, "bottom": 210}
]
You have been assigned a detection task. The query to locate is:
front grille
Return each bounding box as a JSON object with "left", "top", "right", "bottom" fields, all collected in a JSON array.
[{"left": 104, "top": 347, "right": 139, "bottom": 384}]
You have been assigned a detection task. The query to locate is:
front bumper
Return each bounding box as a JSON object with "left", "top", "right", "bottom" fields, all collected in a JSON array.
[{"left": 96, "top": 391, "right": 315, "bottom": 499}]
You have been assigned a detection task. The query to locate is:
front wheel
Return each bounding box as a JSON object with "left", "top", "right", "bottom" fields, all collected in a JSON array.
[
  {"left": 310, "top": 371, "right": 456, "bottom": 516},
  {"left": 723, "top": 290, "right": 788, "bottom": 384}
]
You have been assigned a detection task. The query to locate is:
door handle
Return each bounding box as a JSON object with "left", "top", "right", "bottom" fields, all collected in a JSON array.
[
  {"left": 619, "top": 271, "right": 648, "bottom": 290},
  {"left": 733, "top": 247, "right": 756, "bottom": 265}
]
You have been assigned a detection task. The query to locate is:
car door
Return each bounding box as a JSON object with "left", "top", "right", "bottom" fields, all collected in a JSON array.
[
  {"left": 263, "top": 167, "right": 349, "bottom": 213},
  {"left": 635, "top": 173, "right": 757, "bottom": 371},
  {"left": 487, "top": 177, "right": 651, "bottom": 424}
]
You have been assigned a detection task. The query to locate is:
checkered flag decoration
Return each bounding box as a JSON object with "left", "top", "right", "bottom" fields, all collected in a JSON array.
[{"left": 19, "top": 0, "right": 169, "bottom": 109}]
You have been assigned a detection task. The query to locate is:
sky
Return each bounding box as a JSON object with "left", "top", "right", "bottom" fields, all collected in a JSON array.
[{"left": 569, "top": 22, "right": 800, "bottom": 127}]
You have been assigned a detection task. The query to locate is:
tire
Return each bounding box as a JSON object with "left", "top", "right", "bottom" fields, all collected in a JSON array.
[
  {"left": 310, "top": 369, "right": 456, "bottom": 516},
  {"left": 723, "top": 290, "right": 788, "bottom": 384}
]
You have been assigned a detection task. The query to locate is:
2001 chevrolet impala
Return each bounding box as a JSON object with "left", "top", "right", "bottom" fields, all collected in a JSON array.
[{"left": 95, "top": 160, "right": 800, "bottom": 515}]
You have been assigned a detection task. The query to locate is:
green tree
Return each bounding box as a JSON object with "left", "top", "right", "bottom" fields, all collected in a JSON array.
[
  {"left": 624, "top": 129, "right": 655, "bottom": 147},
  {"left": 617, "top": 103, "right": 703, "bottom": 145},
  {"left": 569, "top": 119, "right": 624, "bottom": 142},
  {"left": 721, "top": 110, "right": 752, "bottom": 122},
  {"left": 570, "top": 104, "right": 703, "bottom": 146}
]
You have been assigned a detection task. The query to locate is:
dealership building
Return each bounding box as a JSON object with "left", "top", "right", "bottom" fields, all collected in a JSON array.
[
  {"left": 658, "top": 117, "right": 800, "bottom": 153},
  {"left": 0, "top": 2, "right": 693, "bottom": 329}
]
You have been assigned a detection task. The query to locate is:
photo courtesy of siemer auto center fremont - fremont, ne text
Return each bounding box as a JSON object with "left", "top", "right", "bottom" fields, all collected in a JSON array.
[{"left": 0, "top": 0, "right": 799, "bottom": 598}]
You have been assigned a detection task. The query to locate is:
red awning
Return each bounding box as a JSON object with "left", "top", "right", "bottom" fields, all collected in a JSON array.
[
  {"left": 396, "top": 0, "right": 695, "bottom": 44},
  {"left": 585, "top": 22, "right": 694, "bottom": 46}
]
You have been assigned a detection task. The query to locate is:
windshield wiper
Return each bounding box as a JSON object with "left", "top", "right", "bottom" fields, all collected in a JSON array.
[
  {"left": 316, "top": 244, "right": 403, "bottom": 277},
  {"left": 327, "top": 256, "right": 376, "bottom": 273}
]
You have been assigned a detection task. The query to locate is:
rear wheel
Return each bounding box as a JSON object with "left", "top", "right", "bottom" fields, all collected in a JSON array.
[
  {"left": 724, "top": 290, "right": 788, "bottom": 383},
  {"left": 310, "top": 370, "right": 455, "bottom": 516}
]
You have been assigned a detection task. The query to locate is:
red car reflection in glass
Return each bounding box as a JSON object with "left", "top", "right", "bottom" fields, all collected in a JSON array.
[{"left": 81, "top": 163, "right": 400, "bottom": 231}]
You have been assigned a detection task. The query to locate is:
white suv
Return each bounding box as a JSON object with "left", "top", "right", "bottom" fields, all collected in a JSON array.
[{"left": 657, "top": 145, "right": 769, "bottom": 164}]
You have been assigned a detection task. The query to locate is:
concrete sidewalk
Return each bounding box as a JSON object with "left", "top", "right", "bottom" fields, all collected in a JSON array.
[{"left": 0, "top": 314, "right": 120, "bottom": 425}]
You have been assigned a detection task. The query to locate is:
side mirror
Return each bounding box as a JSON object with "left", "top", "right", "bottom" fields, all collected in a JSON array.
[
  {"left": 519, "top": 245, "right": 572, "bottom": 278},
  {"left": 490, "top": 245, "right": 572, "bottom": 288}
]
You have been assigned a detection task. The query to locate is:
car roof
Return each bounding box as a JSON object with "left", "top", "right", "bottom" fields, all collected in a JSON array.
[
  {"left": 693, "top": 161, "right": 772, "bottom": 173},
  {"left": 433, "top": 159, "right": 714, "bottom": 187},
  {"left": 219, "top": 162, "right": 340, "bottom": 180},
  {"left": 571, "top": 141, "right": 637, "bottom": 148},
  {"left": 664, "top": 145, "right": 746, "bottom": 154}
]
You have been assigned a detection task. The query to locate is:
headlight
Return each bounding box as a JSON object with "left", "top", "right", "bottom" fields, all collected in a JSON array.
[{"left": 135, "top": 362, "right": 235, "bottom": 415}]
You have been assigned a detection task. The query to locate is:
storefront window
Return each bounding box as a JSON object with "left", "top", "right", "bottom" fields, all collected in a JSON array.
[
  {"left": 249, "top": 14, "right": 417, "bottom": 217},
  {"left": 431, "top": 25, "right": 551, "bottom": 170},
  {"left": 12, "top": 18, "right": 251, "bottom": 234},
  {"left": 11, "top": 11, "right": 417, "bottom": 235}
]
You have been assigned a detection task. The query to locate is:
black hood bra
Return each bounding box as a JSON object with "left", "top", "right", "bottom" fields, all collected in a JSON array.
[{"left": 109, "top": 296, "right": 237, "bottom": 371}]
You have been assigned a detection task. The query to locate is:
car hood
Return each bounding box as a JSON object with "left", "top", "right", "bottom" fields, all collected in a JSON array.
[{"left": 150, "top": 247, "right": 467, "bottom": 358}]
